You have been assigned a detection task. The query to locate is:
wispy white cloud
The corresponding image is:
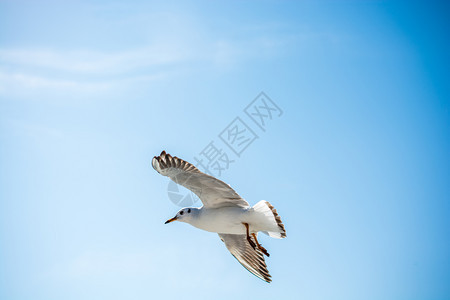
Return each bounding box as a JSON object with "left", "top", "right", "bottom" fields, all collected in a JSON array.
[
  {"left": 0, "top": 70, "right": 112, "bottom": 97},
  {"left": 0, "top": 9, "right": 295, "bottom": 98},
  {"left": 0, "top": 42, "right": 192, "bottom": 96},
  {"left": 0, "top": 43, "right": 250, "bottom": 96},
  {"left": 0, "top": 71, "right": 106, "bottom": 90},
  {"left": 0, "top": 46, "right": 188, "bottom": 75},
  {"left": 0, "top": 69, "right": 170, "bottom": 97}
]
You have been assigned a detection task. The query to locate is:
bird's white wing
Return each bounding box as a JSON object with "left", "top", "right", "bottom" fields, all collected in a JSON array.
[
  {"left": 152, "top": 151, "right": 249, "bottom": 209},
  {"left": 219, "top": 233, "right": 271, "bottom": 283}
]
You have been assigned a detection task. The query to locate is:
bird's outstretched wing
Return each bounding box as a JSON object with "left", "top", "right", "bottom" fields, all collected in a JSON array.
[
  {"left": 219, "top": 233, "right": 272, "bottom": 283},
  {"left": 152, "top": 151, "right": 249, "bottom": 209}
]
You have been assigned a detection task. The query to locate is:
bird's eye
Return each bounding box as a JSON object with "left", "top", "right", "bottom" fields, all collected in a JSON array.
[
  {"left": 180, "top": 211, "right": 184, "bottom": 215},
  {"left": 188, "top": 209, "right": 191, "bottom": 213}
]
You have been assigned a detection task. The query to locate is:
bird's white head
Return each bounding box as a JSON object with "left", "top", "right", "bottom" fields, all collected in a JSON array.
[{"left": 165, "top": 207, "right": 197, "bottom": 224}]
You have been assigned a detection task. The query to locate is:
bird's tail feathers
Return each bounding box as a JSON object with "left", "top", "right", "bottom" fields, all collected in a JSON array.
[{"left": 252, "top": 200, "right": 286, "bottom": 239}]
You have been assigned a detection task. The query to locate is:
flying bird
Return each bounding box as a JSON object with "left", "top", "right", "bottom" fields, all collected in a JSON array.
[{"left": 152, "top": 151, "right": 286, "bottom": 283}]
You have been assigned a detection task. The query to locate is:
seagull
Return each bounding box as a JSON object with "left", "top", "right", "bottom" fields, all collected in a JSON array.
[{"left": 152, "top": 151, "right": 286, "bottom": 283}]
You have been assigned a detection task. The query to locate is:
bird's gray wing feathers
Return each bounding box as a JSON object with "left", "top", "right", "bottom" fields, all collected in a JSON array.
[
  {"left": 152, "top": 151, "right": 249, "bottom": 209},
  {"left": 218, "top": 233, "right": 272, "bottom": 283}
]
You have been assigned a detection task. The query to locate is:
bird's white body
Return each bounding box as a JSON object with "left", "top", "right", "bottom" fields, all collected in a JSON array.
[
  {"left": 174, "top": 200, "right": 285, "bottom": 239},
  {"left": 188, "top": 206, "right": 266, "bottom": 235}
]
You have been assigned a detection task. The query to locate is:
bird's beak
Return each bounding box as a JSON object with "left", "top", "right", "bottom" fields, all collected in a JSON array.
[{"left": 164, "top": 216, "right": 177, "bottom": 224}]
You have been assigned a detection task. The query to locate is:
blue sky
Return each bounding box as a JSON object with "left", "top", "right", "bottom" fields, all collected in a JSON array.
[{"left": 0, "top": 0, "right": 449, "bottom": 299}]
